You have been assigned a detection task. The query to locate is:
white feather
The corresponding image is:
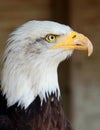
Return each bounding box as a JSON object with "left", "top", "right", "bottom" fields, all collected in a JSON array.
[{"left": 1, "top": 20, "right": 73, "bottom": 109}]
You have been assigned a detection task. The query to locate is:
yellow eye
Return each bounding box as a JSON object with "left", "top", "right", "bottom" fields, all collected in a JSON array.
[{"left": 45, "top": 34, "right": 57, "bottom": 43}]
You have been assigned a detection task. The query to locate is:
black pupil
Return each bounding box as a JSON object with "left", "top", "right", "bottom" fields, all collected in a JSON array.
[{"left": 50, "top": 36, "right": 55, "bottom": 39}]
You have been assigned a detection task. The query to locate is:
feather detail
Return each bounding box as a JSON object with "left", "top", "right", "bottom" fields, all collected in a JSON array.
[{"left": 0, "top": 91, "right": 72, "bottom": 130}]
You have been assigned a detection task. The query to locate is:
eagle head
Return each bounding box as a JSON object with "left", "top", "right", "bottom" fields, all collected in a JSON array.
[{"left": 1, "top": 20, "right": 93, "bottom": 108}]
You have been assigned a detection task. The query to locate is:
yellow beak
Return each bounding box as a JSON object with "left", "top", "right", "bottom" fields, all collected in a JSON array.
[{"left": 51, "top": 31, "right": 93, "bottom": 56}]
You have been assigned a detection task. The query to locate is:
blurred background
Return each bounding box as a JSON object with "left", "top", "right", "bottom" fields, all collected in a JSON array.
[{"left": 0, "top": 0, "right": 100, "bottom": 130}]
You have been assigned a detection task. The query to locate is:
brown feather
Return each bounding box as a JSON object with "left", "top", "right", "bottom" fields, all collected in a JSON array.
[{"left": 0, "top": 90, "right": 72, "bottom": 130}]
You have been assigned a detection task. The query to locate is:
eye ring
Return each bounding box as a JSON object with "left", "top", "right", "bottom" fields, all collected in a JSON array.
[{"left": 45, "top": 34, "right": 57, "bottom": 43}]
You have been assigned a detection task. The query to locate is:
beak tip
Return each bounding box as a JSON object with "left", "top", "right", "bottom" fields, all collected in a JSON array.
[
  {"left": 88, "top": 51, "right": 93, "bottom": 57},
  {"left": 88, "top": 53, "right": 91, "bottom": 57},
  {"left": 80, "top": 34, "right": 93, "bottom": 57},
  {"left": 88, "top": 48, "right": 93, "bottom": 57}
]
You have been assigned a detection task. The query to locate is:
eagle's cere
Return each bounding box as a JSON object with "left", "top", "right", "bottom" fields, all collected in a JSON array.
[{"left": 0, "top": 20, "right": 93, "bottom": 130}]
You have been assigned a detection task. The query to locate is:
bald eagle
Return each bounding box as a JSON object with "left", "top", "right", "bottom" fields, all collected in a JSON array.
[{"left": 0, "top": 20, "right": 93, "bottom": 130}]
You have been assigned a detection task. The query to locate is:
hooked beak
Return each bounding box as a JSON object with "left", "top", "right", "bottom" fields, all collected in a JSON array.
[{"left": 51, "top": 31, "right": 93, "bottom": 56}]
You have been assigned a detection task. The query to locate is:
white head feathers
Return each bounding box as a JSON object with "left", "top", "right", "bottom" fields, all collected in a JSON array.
[{"left": 1, "top": 20, "right": 73, "bottom": 109}]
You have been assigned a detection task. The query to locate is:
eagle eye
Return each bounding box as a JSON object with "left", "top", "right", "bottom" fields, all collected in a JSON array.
[{"left": 45, "top": 34, "right": 57, "bottom": 43}]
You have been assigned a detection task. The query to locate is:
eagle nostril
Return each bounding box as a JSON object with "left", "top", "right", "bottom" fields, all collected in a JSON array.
[{"left": 72, "top": 35, "right": 77, "bottom": 39}]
